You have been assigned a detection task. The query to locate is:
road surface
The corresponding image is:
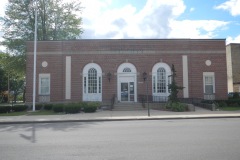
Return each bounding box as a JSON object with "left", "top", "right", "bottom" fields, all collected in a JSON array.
[{"left": 0, "top": 118, "right": 240, "bottom": 160}]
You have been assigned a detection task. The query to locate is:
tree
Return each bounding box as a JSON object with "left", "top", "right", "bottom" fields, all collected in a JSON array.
[
  {"left": 0, "top": 0, "right": 83, "bottom": 102},
  {"left": 0, "top": 0, "right": 83, "bottom": 55},
  {"left": 0, "top": 53, "right": 25, "bottom": 103},
  {"left": 168, "top": 64, "right": 184, "bottom": 103}
]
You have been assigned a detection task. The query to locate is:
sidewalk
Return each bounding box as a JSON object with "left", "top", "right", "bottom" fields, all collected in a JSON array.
[{"left": 1, "top": 107, "right": 240, "bottom": 124}]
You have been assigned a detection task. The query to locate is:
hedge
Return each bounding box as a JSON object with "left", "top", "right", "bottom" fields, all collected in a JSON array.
[
  {"left": 65, "top": 103, "right": 81, "bottom": 114},
  {"left": 44, "top": 104, "right": 53, "bottom": 110},
  {"left": 0, "top": 106, "right": 11, "bottom": 113},
  {"left": 52, "top": 104, "right": 65, "bottom": 113},
  {"left": 82, "top": 102, "right": 100, "bottom": 113},
  {"left": 12, "top": 105, "right": 28, "bottom": 112}
]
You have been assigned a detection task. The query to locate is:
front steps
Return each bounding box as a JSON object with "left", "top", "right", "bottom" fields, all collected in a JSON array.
[{"left": 112, "top": 102, "right": 146, "bottom": 111}]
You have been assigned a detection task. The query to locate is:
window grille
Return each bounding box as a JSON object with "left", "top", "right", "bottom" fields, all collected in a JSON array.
[
  {"left": 157, "top": 68, "right": 166, "bottom": 93},
  {"left": 88, "top": 68, "right": 97, "bottom": 93},
  {"left": 123, "top": 68, "right": 131, "bottom": 72}
]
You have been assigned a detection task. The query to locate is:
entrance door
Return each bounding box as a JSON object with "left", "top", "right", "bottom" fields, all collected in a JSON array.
[{"left": 121, "top": 82, "right": 135, "bottom": 102}]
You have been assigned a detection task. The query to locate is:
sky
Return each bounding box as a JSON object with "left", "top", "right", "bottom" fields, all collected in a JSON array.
[{"left": 0, "top": 0, "right": 239, "bottom": 45}]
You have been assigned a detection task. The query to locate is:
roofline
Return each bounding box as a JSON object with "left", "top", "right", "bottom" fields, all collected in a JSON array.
[{"left": 26, "top": 38, "right": 226, "bottom": 43}]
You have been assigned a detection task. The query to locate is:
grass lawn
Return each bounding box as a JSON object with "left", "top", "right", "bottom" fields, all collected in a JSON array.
[
  {"left": 27, "top": 110, "right": 64, "bottom": 116},
  {"left": 220, "top": 106, "right": 240, "bottom": 111},
  {"left": 0, "top": 111, "right": 27, "bottom": 116},
  {"left": 0, "top": 110, "right": 64, "bottom": 116}
]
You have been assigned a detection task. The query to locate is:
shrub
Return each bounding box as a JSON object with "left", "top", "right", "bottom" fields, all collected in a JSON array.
[
  {"left": 170, "top": 102, "right": 187, "bottom": 112},
  {"left": 78, "top": 102, "right": 88, "bottom": 108},
  {"left": 35, "top": 104, "right": 43, "bottom": 110},
  {"left": 52, "top": 104, "right": 64, "bottom": 113},
  {"left": 65, "top": 103, "right": 81, "bottom": 114},
  {"left": 44, "top": 104, "right": 53, "bottom": 110},
  {"left": 217, "top": 101, "right": 227, "bottom": 108},
  {"left": 12, "top": 105, "right": 28, "bottom": 112},
  {"left": 0, "top": 106, "right": 11, "bottom": 113},
  {"left": 83, "top": 102, "right": 99, "bottom": 113},
  {"left": 233, "top": 92, "right": 240, "bottom": 99}
]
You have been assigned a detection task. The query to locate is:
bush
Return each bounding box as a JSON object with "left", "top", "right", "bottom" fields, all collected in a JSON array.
[
  {"left": 217, "top": 101, "right": 227, "bottom": 108},
  {"left": 78, "top": 102, "right": 88, "bottom": 108},
  {"left": 169, "top": 102, "right": 187, "bottom": 112},
  {"left": 83, "top": 102, "right": 99, "bottom": 113},
  {"left": 0, "top": 106, "right": 11, "bottom": 113},
  {"left": 65, "top": 103, "right": 81, "bottom": 114},
  {"left": 12, "top": 105, "right": 28, "bottom": 112},
  {"left": 52, "top": 104, "right": 64, "bottom": 113},
  {"left": 35, "top": 104, "right": 43, "bottom": 110},
  {"left": 44, "top": 104, "right": 53, "bottom": 110}
]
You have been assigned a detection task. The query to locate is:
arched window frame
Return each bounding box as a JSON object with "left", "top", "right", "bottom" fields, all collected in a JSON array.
[
  {"left": 83, "top": 63, "right": 102, "bottom": 95},
  {"left": 152, "top": 63, "right": 171, "bottom": 95}
]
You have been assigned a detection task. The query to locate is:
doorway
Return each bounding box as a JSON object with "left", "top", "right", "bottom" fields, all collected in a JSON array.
[{"left": 121, "top": 82, "right": 134, "bottom": 102}]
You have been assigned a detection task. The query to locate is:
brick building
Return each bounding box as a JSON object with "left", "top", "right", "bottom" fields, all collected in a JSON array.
[
  {"left": 26, "top": 39, "right": 228, "bottom": 105},
  {"left": 226, "top": 43, "right": 240, "bottom": 92}
]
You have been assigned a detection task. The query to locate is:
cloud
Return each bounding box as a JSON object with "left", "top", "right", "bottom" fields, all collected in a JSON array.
[
  {"left": 169, "top": 20, "right": 229, "bottom": 38},
  {"left": 81, "top": 0, "right": 186, "bottom": 39},
  {"left": 215, "top": 0, "right": 240, "bottom": 16},
  {"left": 226, "top": 35, "right": 240, "bottom": 44},
  {"left": 80, "top": 0, "right": 229, "bottom": 40},
  {"left": 190, "top": 7, "right": 195, "bottom": 12}
]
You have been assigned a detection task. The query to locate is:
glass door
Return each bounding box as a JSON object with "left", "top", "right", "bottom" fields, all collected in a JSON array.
[
  {"left": 121, "top": 83, "right": 128, "bottom": 101},
  {"left": 129, "top": 82, "right": 134, "bottom": 101}
]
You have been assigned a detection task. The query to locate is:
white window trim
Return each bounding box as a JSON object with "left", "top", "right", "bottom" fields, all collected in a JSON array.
[
  {"left": 39, "top": 73, "right": 50, "bottom": 95},
  {"left": 203, "top": 72, "right": 215, "bottom": 94}
]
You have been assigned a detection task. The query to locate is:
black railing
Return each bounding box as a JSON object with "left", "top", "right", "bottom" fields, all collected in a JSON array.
[{"left": 138, "top": 95, "right": 168, "bottom": 107}]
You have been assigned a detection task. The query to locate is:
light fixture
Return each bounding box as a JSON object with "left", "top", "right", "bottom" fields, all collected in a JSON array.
[
  {"left": 107, "top": 72, "right": 112, "bottom": 82},
  {"left": 143, "top": 72, "right": 147, "bottom": 81}
]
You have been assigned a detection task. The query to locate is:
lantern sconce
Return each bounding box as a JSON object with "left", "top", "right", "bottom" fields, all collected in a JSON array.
[
  {"left": 107, "top": 72, "right": 112, "bottom": 82},
  {"left": 143, "top": 72, "right": 147, "bottom": 82}
]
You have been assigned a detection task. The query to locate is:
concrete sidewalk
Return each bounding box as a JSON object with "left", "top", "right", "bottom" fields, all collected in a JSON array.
[{"left": 0, "top": 107, "right": 240, "bottom": 124}]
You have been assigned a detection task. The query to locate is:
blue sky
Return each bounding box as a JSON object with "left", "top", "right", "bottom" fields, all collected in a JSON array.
[{"left": 0, "top": 0, "right": 239, "bottom": 44}]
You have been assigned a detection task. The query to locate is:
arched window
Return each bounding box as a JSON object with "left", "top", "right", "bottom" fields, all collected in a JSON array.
[
  {"left": 83, "top": 63, "right": 102, "bottom": 101},
  {"left": 152, "top": 63, "right": 171, "bottom": 100}
]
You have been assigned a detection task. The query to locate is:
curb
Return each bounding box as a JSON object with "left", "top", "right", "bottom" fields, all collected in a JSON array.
[{"left": 1, "top": 115, "right": 240, "bottom": 124}]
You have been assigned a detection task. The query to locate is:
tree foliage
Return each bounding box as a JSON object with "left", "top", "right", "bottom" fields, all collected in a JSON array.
[
  {"left": 0, "top": 53, "right": 25, "bottom": 102},
  {"left": 0, "top": 0, "right": 83, "bottom": 55},
  {"left": 168, "top": 64, "right": 184, "bottom": 103},
  {"left": 0, "top": 0, "right": 83, "bottom": 102}
]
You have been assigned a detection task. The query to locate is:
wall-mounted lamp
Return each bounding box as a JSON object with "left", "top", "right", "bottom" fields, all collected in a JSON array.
[
  {"left": 107, "top": 72, "right": 112, "bottom": 82},
  {"left": 143, "top": 72, "right": 147, "bottom": 81}
]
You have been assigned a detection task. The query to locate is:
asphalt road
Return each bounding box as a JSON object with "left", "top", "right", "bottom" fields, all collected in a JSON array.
[{"left": 0, "top": 118, "right": 240, "bottom": 160}]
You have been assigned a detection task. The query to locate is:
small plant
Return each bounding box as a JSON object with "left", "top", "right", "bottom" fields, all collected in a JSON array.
[
  {"left": 0, "top": 106, "right": 11, "bottom": 113},
  {"left": 12, "top": 105, "right": 28, "bottom": 112}
]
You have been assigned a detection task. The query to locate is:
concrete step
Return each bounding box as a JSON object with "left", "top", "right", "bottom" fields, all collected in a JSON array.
[{"left": 113, "top": 102, "right": 146, "bottom": 111}]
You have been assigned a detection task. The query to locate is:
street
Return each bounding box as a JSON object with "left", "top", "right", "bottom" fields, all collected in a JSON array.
[{"left": 0, "top": 119, "right": 240, "bottom": 160}]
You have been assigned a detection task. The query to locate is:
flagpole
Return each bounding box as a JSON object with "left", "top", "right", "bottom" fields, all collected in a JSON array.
[{"left": 32, "top": 0, "right": 37, "bottom": 111}]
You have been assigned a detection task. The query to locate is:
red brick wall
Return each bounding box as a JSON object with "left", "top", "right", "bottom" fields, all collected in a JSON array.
[{"left": 26, "top": 39, "right": 227, "bottom": 104}]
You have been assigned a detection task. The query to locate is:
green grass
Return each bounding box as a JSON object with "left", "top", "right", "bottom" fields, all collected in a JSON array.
[
  {"left": 220, "top": 106, "right": 240, "bottom": 111},
  {"left": 0, "top": 111, "right": 27, "bottom": 116},
  {"left": 0, "top": 110, "right": 64, "bottom": 116},
  {"left": 27, "top": 110, "right": 64, "bottom": 116}
]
